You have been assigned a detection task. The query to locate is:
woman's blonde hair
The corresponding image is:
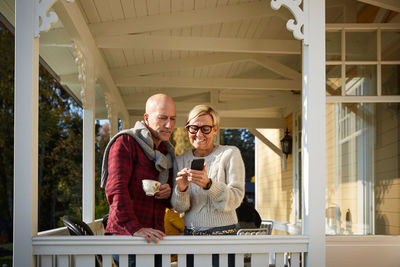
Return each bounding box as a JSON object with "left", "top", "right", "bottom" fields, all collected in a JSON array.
[{"left": 186, "top": 104, "right": 220, "bottom": 128}]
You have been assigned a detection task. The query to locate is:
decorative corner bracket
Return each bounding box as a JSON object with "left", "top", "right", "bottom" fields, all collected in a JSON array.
[
  {"left": 271, "top": 0, "right": 308, "bottom": 44},
  {"left": 34, "top": 0, "right": 73, "bottom": 37}
]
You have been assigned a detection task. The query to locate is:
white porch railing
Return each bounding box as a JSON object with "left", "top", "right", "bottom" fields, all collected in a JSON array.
[{"left": 32, "top": 235, "right": 308, "bottom": 267}]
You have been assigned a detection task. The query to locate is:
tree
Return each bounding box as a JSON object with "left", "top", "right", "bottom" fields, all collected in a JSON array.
[
  {"left": 0, "top": 22, "right": 14, "bottom": 244},
  {"left": 221, "top": 129, "right": 255, "bottom": 182}
]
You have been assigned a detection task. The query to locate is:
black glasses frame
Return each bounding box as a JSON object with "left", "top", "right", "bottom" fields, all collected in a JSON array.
[{"left": 186, "top": 125, "right": 213, "bottom": 135}]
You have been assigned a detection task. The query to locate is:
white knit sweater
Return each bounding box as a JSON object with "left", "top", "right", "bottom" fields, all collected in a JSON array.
[{"left": 171, "top": 145, "right": 245, "bottom": 228}]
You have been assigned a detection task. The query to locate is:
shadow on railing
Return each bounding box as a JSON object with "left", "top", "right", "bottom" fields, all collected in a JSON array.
[{"left": 33, "top": 235, "right": 308, "bottom": 267}]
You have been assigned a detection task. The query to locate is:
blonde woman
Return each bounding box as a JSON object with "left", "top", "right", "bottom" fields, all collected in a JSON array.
[{"left": 171, "top": 104, "right": 245, "bottom": 267}]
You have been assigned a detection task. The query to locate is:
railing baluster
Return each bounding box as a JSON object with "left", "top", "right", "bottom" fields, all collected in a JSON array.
[
  {"left": 41, "top": 255, "right": 52, "bottom": 267},
  {"left": 119, "top": 254, "right": 129, "bottom": 267},
  {"left": 235, "top": 253, "right": 245, "bottom": 267},
  {"left": 290, "top": 253, "right": 301, "bottom": 267},
  {"left": 102, "top": 255, "right": 113, "bottom": 267},
  {"left": 194, "top": 254, "right": 212, "bottom": 267},
  {"left": 219, "top": 253, "right": 228, "bottom": 267},
  {"left": 162, "top": 254, "right": 171, "bottom": 266},
  {"left": 252, "top": 253, "right": 269, "bottom": 266},
  {"left": 136, "top": 254, "right": 153, "bottom": 266},
  {"left": 75, "top": 255, "right": 95, "bottom": 267},
  {"left": 57, "top": 255, "right": 69, "bottom": 267},
  {"left": 177, "top": 254, "right": 186, "bottom": 267},
  {"left": 275, "top": 253, "right": 285, "bottom": 267}
]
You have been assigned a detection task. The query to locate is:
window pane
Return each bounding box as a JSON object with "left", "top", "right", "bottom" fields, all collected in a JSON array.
[
  {"left": 326, "top": 31, "right": 341, "bottom": 61},
  {"left": 382, "top": 31, "right": 400, "bottom": 61},
  {"left": 326, "top": 103, "right": 400, "bottom": 235},
  {"left": 382, "top": 65, "right": 400, "bottom": 95},
  {"left": 345, "top": 65, "right": 377, "bottom": 95},
  {"left": 346, "top": 31, "right": 377, "bottom": 61},
  {"left": 326, "top": 65, "right": 342, "bottom": 96}
]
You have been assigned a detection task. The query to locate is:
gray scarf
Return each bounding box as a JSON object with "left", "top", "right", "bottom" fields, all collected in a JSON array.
[{"left": 100, "top": 121, "right": 175, "bottom": 188}]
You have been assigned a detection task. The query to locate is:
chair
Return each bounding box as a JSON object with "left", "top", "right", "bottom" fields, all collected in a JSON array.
[
  {"left": 62, "top": 215, "right": 95, "bottom": 236},
  {"left": 62, "top": 216, "right": 101, "bottom": 267},
  {"left": 102, "top": 214, "right": 109, "bottom": 230}
]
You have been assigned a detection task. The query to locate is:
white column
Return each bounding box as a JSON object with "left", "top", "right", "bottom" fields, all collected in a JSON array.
[
  {"left": 105, "top": 93, "right": 119, "bottom": 137},
  {"left": 82, "top": 79, "right": 96, "bottom": 223},
  {"left": 302, "top": 0, "right": 326, "bottom": 266},
  {"left": 14, "top": 1, "right": 38, "bottom": 266}
]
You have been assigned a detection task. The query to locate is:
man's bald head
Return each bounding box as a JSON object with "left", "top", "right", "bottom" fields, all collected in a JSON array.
[
  {"left": 145, "top": 94, "right": 175, "bottom": 114},
  {"left": 144, "top": 94, "right": 176, "bottom": 146}
]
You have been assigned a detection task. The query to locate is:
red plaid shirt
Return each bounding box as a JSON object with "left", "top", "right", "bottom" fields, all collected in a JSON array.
[{"left": 105, "top": 134, "right": 173, "bottom": 235}]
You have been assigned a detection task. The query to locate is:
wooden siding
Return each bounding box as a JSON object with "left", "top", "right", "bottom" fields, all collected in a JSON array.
[{"left": 256, "top": 115, "right": 293, "bottom": 233}]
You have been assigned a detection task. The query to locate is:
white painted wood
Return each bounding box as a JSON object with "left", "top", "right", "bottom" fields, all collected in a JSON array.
[
  {"left": 219, "top": 253, "right": 228, "bottom": 267},
  {"left": 252, "top": 253, "right": 269, "bottom": 266},
  {"left": 102, "top": 255, "right": 113, "bottom": 267},
  {"left": 14, "top": 1, "right": 39, "bottom": 266},
  {"left": 357, "top": 0, "right": 400, "bottom": 13},
  {"left": 116, "top": 77, "right": 301, "bottom": 91},
  {"left": 275, "top": 252, "right": 285, "bottom": 267},
  {"left": 235, "top": 253, "right": 244, "bottom": 267},
  {"left": 75, "top": 255, "right": 94, "bottom": 267},
  {"left": 252, "top": 55, "right": 302, "bottom": 80},
  {"left": 249, "top": 129, "right": 284, "bottom": 157},
  {"left": 89, "top": 1, "right": 282, "bottom": 36},
  {"left": 110, "top": 53, "right": 251, "bottom": 78},
  {"left": 162, "top": 254, "right": 171, "bottom": 267},
  {"left": 136, "top": 254, "right": 153, "bottom": 266},
  {"left": 326, "top": 23, "right": 400, "bottom": 30},
  {"left": 41, "top": 255, "right": 52, "bottom": 267},
  {"left": 53, "top": 1, "right": 129, "bottom": 122},
  {"left": 302, "top": 0, "right": 326, "bottom": 267},
  {"left": 96, "top": 35, "right": 301, "bottom": 54},
  {"left": 119, "top": 254, "right": 128, "bottom": 267},
  {"left": 57, "top": 255, "right": 69, "bottom": 267},
  {"left": 177, "top": 254, "right": 186, "bottom": 267},
  {"left": 326, "top": 96, "right": 400, "bottom": 102},
  {"left": 82, "top": 75, "right": 96, "bottom": 223},
  {"left": 194, "top": 254, "right": 212, "bottom": 267},
  {"left": 291, "top": 253, "right": 300, "bottom": 267}
]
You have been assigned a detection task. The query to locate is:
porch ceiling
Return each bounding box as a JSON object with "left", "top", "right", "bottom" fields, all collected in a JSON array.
[{"left": 1, "top": 0, "right": 399, "bottom": 128}]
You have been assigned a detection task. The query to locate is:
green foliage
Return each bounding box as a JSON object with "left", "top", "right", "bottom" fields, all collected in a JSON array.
[
  {"left": 221, "top": 129, "right": 255, "bottom": 181},
  {"left": 0, "top": 22, "right": 110, "bottom": 237},
  {"left": 0, "top": 23, "right": 14, "bottom": 244}
]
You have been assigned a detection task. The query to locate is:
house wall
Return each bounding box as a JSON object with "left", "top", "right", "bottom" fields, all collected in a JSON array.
[
  {"left": 256, "top": 116, "right": 293, "bottom": 234},
  {"left": 374, "top": 104, "right": 400, "bottom": 235}
]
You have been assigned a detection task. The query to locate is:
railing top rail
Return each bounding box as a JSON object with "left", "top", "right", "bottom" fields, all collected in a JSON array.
[{"left": 32, "top": 235, "right": 309, "bottom": 255}]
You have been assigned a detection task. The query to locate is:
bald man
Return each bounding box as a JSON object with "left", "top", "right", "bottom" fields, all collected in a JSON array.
[{"left": 101, "top": 94, "right": 176, "bottom": 266}]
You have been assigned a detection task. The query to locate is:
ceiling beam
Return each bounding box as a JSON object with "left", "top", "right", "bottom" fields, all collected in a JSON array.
[
  {"left": 96, "top": 35, "right": 301, "bottom": 54},
  {"left": 357, "top": 0, "right": 400, "bottom": 13},
  {"left": 251, "top": 55, "right": 302, "bottom": 80},
  {"left": 89, "top": 1, "right": 286, "bottom": 36},
  {"left": 125, "top": 94, "right": 299, "bottom": 111},
  {"left": 249, "top": 128, "right": 283, "bottom": 157},
  {"left": 115, "top": 77, "right": 301, "bottom": 91},
  {"left": 53, "top": 1, "right": 129, "bottom": 121},
  {"left": 110, "top": 53, "right": 252, "bottom": 79},
  {"left": 130, "top": 115, "right": 286, "bottom": 129}
]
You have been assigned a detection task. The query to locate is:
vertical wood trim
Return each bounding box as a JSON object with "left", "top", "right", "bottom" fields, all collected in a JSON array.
[
  {"left": 194, "top": 254, "right": 212, "bottom": 267},
  {"left": 14, "top": 1, "right": 39, "bottom": 266},
  {"left": 235, "top": 253, "right": 244, "bottom": 267},
  {"left": 177, "top": 254, "right": 186, "bottom": 267},
  {"left": 57, "top": 255, "right": 69, "bottom": 267},
  {"left": 75, "top": 255, "right": 95, "bottom": 267},
  {"left": 302, "top": 0, "right": 326, "bottom": 266},
  {"left": 82, "top": 78, "right": 96, "bottom": 223}
]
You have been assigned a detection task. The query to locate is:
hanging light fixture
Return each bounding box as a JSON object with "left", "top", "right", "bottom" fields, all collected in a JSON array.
[{"left": 280, "top": 128, "right": 292, "bottom": 158}]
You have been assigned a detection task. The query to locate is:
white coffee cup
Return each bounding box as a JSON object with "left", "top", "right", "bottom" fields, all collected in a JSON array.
[{"left": 142, "top": 179, "right": 161, "bottom": 196}]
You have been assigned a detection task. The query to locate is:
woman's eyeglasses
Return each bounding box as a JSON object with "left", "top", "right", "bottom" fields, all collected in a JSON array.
[{"left": 186, "top": 125, "right": 213, "bottom": 135}]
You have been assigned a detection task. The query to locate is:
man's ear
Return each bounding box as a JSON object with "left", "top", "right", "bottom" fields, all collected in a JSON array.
[{"left": 144, "top": 113, "right": 149, "bottom": 124}]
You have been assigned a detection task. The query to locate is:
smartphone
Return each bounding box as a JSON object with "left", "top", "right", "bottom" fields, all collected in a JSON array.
[{"left": 190, "top": 158, "right": 204, "bottom": 171}]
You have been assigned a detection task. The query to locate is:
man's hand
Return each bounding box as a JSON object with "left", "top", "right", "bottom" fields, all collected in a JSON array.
[
  {"left": 154, "top": 183, "right": 171, "bottom": 199},
  {"left": 134, "top": 228, "right": 165, "bottom": 243}
]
